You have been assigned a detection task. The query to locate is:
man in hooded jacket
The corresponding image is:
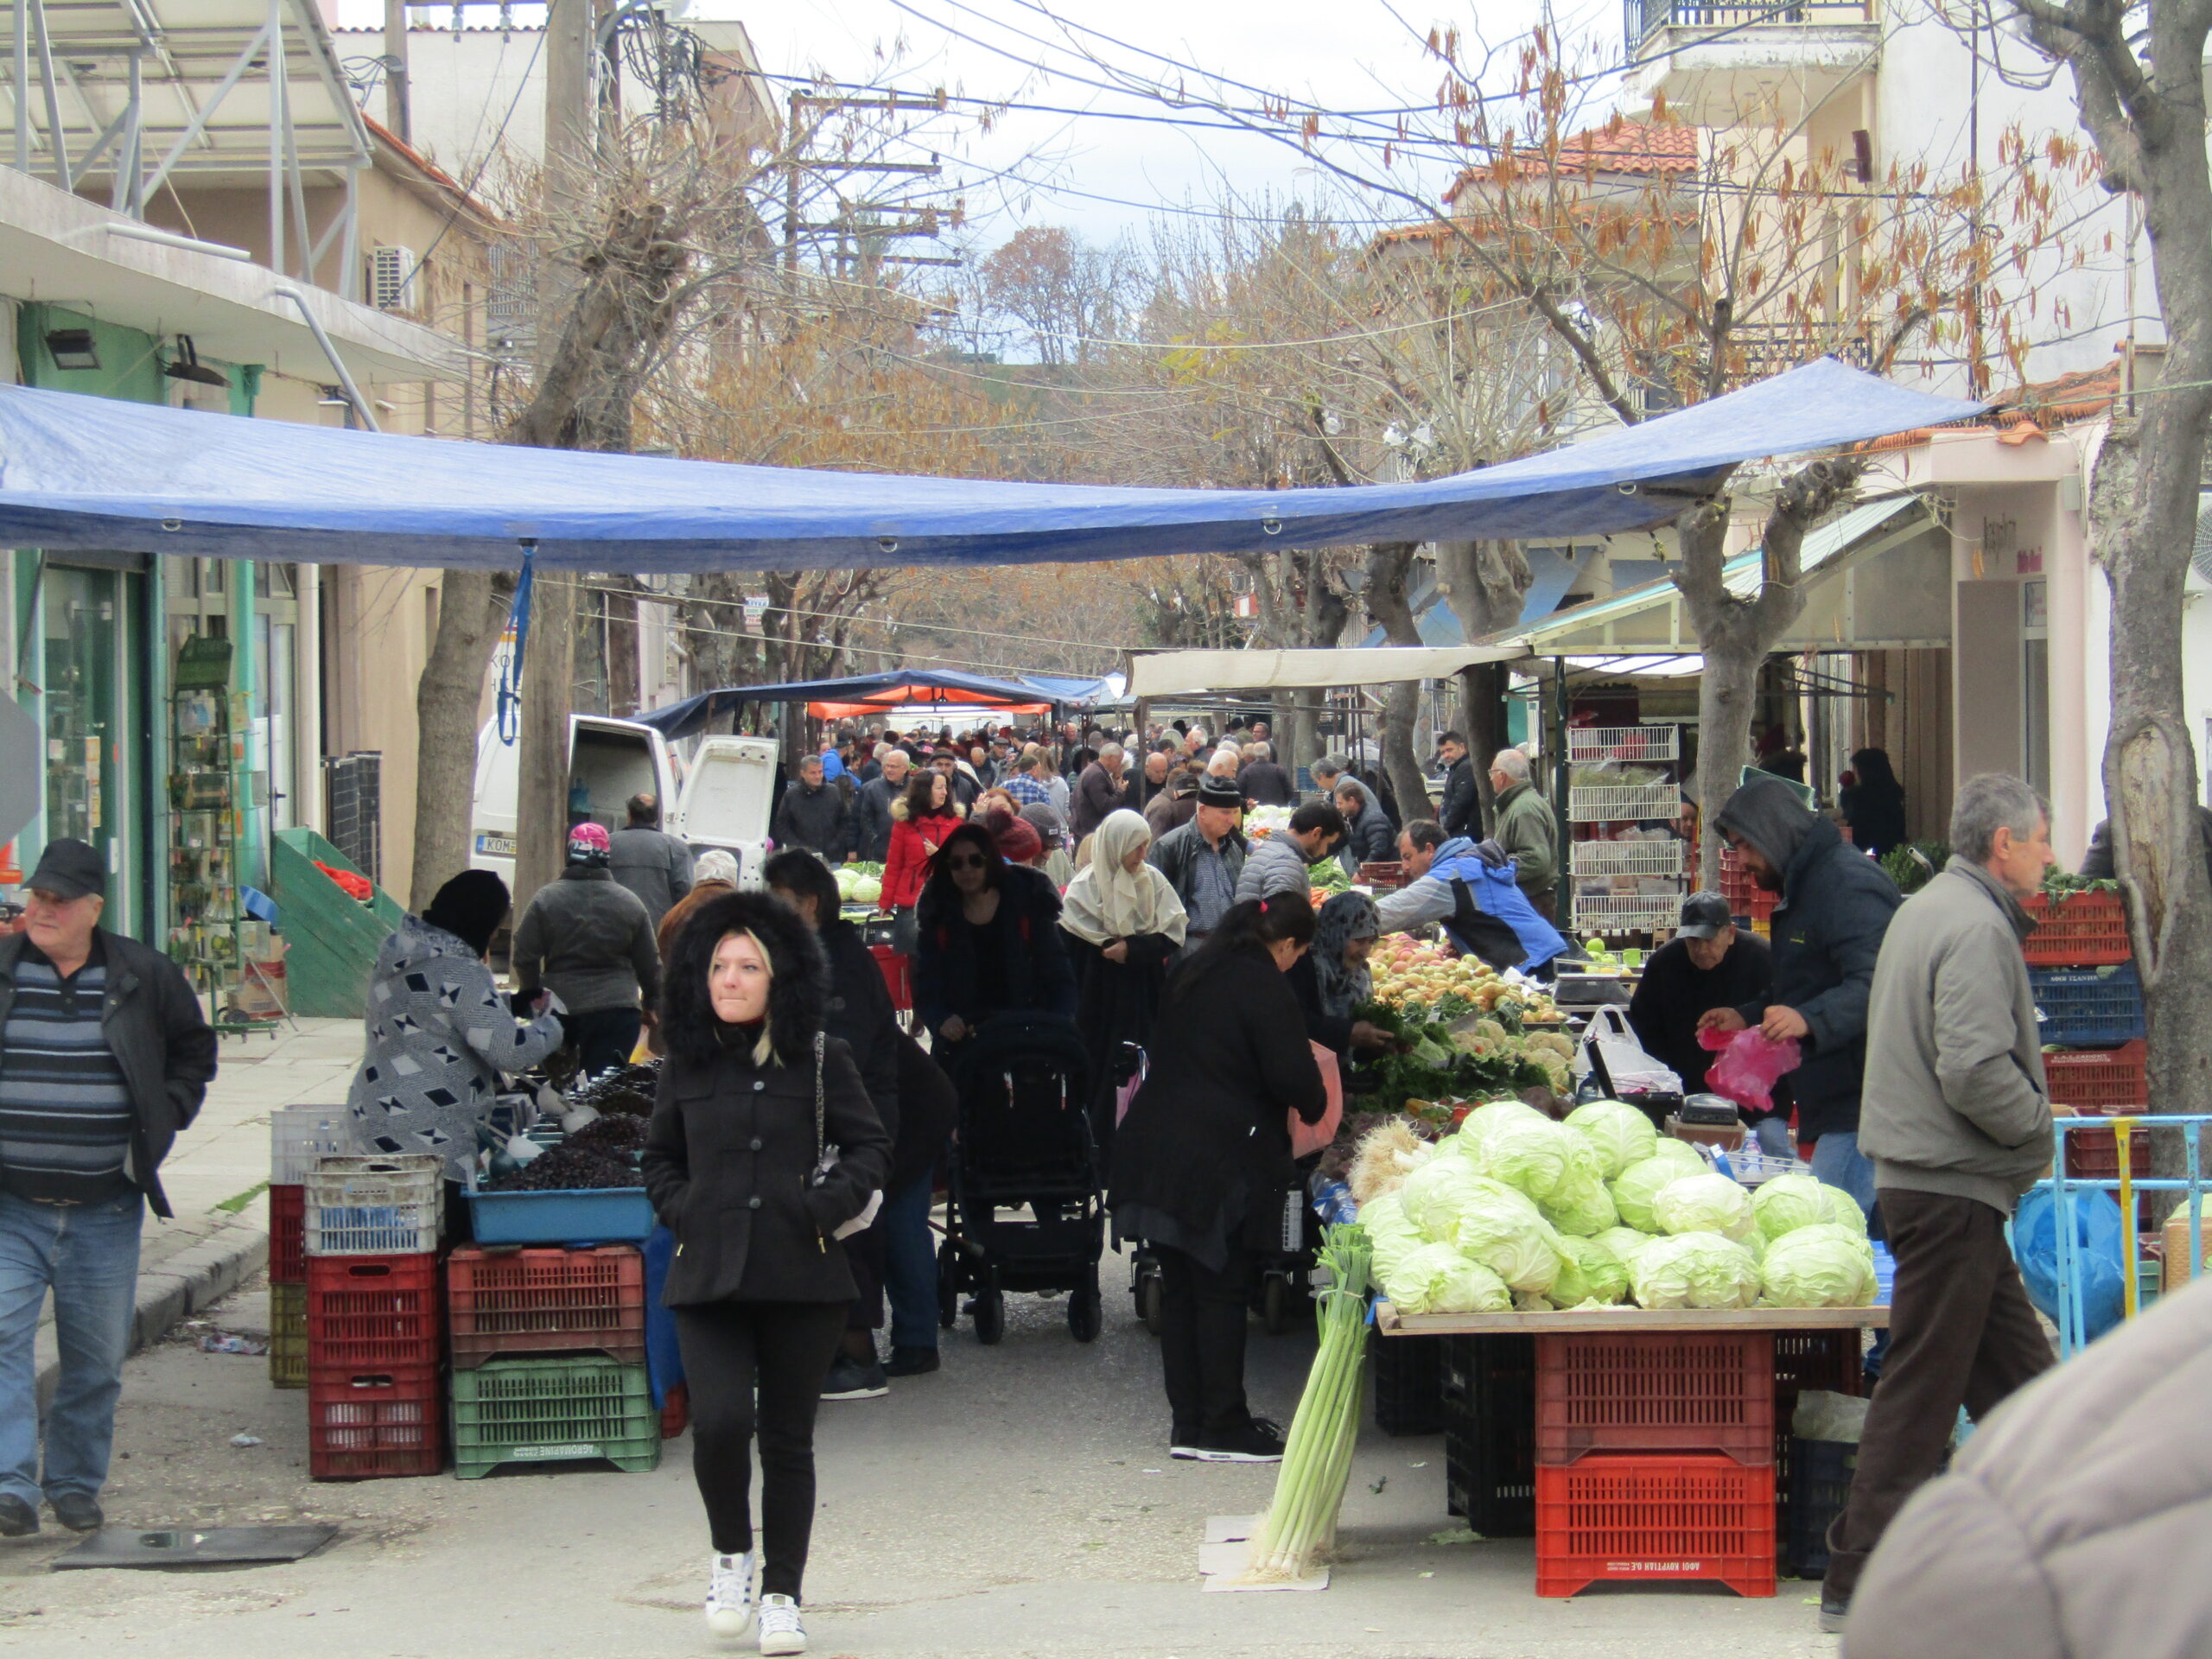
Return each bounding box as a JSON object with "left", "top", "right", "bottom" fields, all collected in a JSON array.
[{"left": 1697, "top": 772, "right": 1902, "bottom": 1211}]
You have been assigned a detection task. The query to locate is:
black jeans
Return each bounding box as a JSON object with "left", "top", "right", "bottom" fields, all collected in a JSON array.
[
  {"left": 674, "top": 1300, "right": 850, "bottom": 1599},
  {"left": 1157, "top": 1243, "right": 1256, "bottom": 1443},
  {"left": 561, "top": 1007, "right": 641, "bottom": 1077},
  {"left": 1825, "top": 1188, "right": 2054, "bottom": 1599}
]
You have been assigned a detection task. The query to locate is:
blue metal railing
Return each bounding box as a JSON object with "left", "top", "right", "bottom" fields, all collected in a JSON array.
[
  {"left": 2037, "top": 1113, "right": 2208, "bottom": 1358},
  {"left": 1626, "top": 0, "right": 1877, "bottom": 49}
]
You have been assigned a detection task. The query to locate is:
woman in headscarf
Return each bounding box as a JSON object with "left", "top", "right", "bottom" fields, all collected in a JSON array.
[
  {"left": 1058, "top": 810, "right": 1187, "bottom": 1134},
  {"left": 1842, "top": 747, "right": 1908, "bottom": 856},
  {"left": 1285, "top": 890, "right": 1397, "bottom": 1059}
]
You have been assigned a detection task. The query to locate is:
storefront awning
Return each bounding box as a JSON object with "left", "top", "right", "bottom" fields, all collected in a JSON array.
[
  {"left": 639, "top": 670, "right": 1083, "bottom": 741},
  {"left": 0, "top": 358, "right": 1982, "bottom": 570},
  {"left": 1128, "top": 645, "right": 1522, "bottom": 698},
  {"left": 1495, "top": 493, "right": 1947, "bottom": 655}
]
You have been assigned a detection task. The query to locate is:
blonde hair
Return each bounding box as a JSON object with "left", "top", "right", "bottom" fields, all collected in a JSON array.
[{"left": 713, "top": 928, "right": 776, "bottom": 1065}]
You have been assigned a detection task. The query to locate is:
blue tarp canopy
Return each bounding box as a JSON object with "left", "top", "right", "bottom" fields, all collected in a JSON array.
[{"left": 0, "top": 359, "right": 1980, "bottom": 571}]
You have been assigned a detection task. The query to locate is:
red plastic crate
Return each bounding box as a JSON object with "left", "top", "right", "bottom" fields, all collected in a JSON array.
[
  {"left": 2045, "top": 1040, "right": 2148, "bottom": 1112},
  {"left": 1535, "top": 1332, "right": 1774, "bottom": 1465},
  {"left": 446, "top": 1244, "right": 647, "bottom": 1369},
  {"left": 306, "top": 1254, "right": 442, "bottom": 1370},
  {"left": 270, "top": 1183, "right": 305, "bottom": 1286},
  {"left": 2024, "top": 890, "right": 2132, "bottom": 966},
  {"left": 1535, "top": 1453, "right": 1777, "bottom": 1599},
  {"left": 308, "top": 1363, "right": 443, "bottom": 1479},
  {"left": 2063, "top": 1109, "right": 2151, "bottom": 1181},
  {"left": 661, "top": 1379, "right": 690, "bottom": 1440},
  {"left": 869, "top": 944, "right": 912, "bottom": 1011}
]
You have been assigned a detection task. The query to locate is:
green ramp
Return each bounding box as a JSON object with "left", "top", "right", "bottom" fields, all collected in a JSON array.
[{"left": 270, "top": 828, "right": 406, "bottom": 1019}]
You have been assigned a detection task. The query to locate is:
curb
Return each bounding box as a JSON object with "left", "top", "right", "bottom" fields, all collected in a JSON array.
[{"left": 33, "top": 1212, "right": 270, "bottom": 1408}]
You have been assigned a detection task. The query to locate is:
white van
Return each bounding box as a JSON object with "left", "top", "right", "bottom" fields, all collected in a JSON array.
[
  {"left": 471, "top": 720, "right": 781, "bottom": 892},
  {"left": 471, "top": 715, "right": 677, "bottom": 890},
  {"left": 671, "top": 734, "right": 779, "bottom": 889}
]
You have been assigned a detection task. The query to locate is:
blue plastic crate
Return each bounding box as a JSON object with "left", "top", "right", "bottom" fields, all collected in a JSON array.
[
  {"left": 465, "top": 1186, "right": 656, "bottom": 1246},
  {"left": 2031, "top": 963, "right": 2145, "bottom": 1046}
]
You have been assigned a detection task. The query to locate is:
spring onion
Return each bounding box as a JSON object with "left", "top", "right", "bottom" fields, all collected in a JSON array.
[{"left": 1240, "top": 1224, "right": 1373, "bottom": 1582}]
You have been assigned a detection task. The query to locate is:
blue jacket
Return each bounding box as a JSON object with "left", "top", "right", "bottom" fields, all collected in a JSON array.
[{"left": 1373, "top": 836, "right": 1568, "bottom": 973}]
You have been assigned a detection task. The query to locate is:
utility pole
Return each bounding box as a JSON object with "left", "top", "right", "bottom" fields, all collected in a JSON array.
[
  {"left": 382, "top": 0, "right": 410, "bottom": 144},
  {"left": 514, "top": 0, "right": 596, "bottom": 908}
]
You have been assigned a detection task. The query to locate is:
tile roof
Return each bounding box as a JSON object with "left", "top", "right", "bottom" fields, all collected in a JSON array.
[{"left": 1444, "top": 121, "right": 1700, "bottom": 203}]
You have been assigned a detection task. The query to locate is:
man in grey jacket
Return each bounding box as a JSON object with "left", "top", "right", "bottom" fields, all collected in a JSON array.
[
  {"left": 608, "top": 793, "right": 692, "bottom": 930},
  {"left": 1235, "top": 800, "right": 1346, "bottom": 903},
  {"left": 1820, "top": 772, "right": 2057, "bottom": 1633},
  {"left": 512, "top": 823, "right": 662, "bottom": 1077}
]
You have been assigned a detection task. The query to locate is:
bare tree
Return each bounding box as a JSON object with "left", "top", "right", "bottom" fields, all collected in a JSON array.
[{"left": 2006, "top": 0, "right": 2212, "bottom": 1127}]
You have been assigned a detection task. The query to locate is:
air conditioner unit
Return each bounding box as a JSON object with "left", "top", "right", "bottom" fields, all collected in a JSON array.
[{"left": 370, "top": 245, "right": 419, "bottom": 312}]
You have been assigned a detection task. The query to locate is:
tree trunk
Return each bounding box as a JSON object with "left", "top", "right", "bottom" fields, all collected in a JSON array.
[
  {"left": 1434, "top": 537, "right": 1534, "bottom": 835},
  {"left": 606, "top": 582, "right": 639, "bottom": 717},
  {"left": 1363, "top": 542, "right": 1434, "bottom": 827},
  {"left": 409, "top": 569, "right": 510, "bottom": 912},
  {"left": 514, "top": 566, "right": 577, "bottom": 908}
]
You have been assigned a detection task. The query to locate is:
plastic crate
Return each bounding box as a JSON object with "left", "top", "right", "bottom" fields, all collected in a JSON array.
[
  {"left": 449, "top": 1355, "right": 661, "bottom": 1478},
  {"left": 1569, "top": 838, "right": 1687, "bottom": 877},
  {"left": 2023, "top": 889, "right": 2131, "bottom": 967},
  {"left": 1567, "top": 725, "right": 1680, "bottom": 764},
  {"left": 304, "top": 1155, "right": 443, "bottom": 1256},
  {"left": 446, "top": 1244, "right": 648, "bottom": 1369},
  {"left": 1784, "top": 1437, "right": 1856, "bottom": 1578},
  {"left": 464, "top": 1186, "right": 656, "bottom": 1247},
  {"left": 306, "top": 1253, "right": 443, "bottom": 1370},
  {"left": 1372, "top": 1332, "right": 1446, "bottom": 1437},
  {"left": 1568, "top": 783, "right": 1681, "bottom": 824},
  {"left": 869, "top": 943, "right": 912, "bottom": 1012},
  {"left": 270, "top": 1105, "right": 350, "bottom": 1185},
  {"left": 1357, "top": 861, "right": 1408, "bottom": 891},
  {"left": 660, "top": 1379, "right": 690, "bottom": 1440},
  {"left": 2031, "top": 963, "right": 2146, "bottom": 1046},
  {"left": 308, "top": 1363, "right": 443, "bottom": 1479},
  {"left": 2062, "top": 1110, "right": 2151, "bottom": 1181},
  {"left": 270, "top": 1183, "right": 306, "bottom": 1285},
  {"left": 1535, "top": 1332, "right": 1775, "bottom": 1465},
  {"left": 270, "top": 1281, "right": 308, "bottom": 1389},
  {"left": 1535, "top": 1453, "right": 1777, "bottom": 1599},
  {"left": 2044, "top": 1040, "right": 2148, "bottom": 1111},
  {"left": 1441, "top": 1334, "right": 1536, "bottom": 1536},
  {"left": 1572, "top": 893, "right": 1687, "bottom": 933}
]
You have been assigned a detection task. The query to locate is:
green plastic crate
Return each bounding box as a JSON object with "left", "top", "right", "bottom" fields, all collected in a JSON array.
[{"left": 449, "top": 1355, "right": 660, "bottom": 1478}]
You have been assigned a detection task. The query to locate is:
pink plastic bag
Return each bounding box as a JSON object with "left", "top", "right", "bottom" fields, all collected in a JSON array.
[
  {"left": 1290, "top": 1042, "right": 1345, "bottom": 1160},
  {"left": 1697, "top": 1026, "right": 1802, "bottom": 1114}
]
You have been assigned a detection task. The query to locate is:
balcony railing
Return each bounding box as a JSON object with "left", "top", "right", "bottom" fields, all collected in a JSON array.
[{"left": 1627, "top": 0, "right": 1876, "bottom": 48}]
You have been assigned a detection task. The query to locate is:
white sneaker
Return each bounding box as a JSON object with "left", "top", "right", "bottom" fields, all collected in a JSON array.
[
  {"left": 757, "top": 1592, "right": 805, "bottom": 1656},
  {"left": 705, "top": 1551, "right": 757, "bottom": 1639}
]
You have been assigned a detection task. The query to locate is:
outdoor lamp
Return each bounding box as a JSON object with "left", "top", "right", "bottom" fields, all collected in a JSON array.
[
  {"left": 43, "top": 328, "right": 100, "bottom": 371},
  {"left": 163, "top": 336, "right": 231, "bottom": 389}
]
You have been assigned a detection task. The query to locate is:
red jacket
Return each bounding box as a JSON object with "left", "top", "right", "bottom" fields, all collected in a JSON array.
[{"left": 883, "top": 806, "right": 962, "bottom": 908}]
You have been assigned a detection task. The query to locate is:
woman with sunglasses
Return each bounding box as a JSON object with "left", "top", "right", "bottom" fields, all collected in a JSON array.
[
  {"left": 1107, "top": 895, "right": 1326, "bottom": 1464},
  {"left": 911, "top": 821, "right": 1076, "bottom": 1055}
]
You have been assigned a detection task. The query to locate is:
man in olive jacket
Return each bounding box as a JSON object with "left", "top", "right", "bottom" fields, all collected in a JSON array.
[
  {"left": 1818, "top": 773, "right": 2057, "bottom": 1632},
  {"left": 1486, "top": 747, "right": 1558, "bottom": 915}
]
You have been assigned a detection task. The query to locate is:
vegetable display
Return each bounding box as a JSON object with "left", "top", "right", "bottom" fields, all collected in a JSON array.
[
  {"left": 834, "top": 863, "right": 885, "bottom": 906},
  {"left": 1758, "top": 1223, "right": 1879, "bottom": 1308}
]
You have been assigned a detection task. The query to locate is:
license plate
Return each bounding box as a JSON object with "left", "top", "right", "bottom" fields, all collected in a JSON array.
[{"left": 474, "top": 833, "right": 516, "bottom": 858}]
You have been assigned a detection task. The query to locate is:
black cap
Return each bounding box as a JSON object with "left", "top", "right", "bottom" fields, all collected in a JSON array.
[
  {"left": 28, "top": 837, "right": 105, "bottom": 901},
  {"left": 1675, "top": 890, "right": 1732, "bottom": 939},
  {"left": 1197, "top": 775, "right": 1243, "bottom": 810}
]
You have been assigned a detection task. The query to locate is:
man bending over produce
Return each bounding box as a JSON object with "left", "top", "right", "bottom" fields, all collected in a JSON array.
[{"left": 1374, "top": 821, "right": 1568, "bottom": 976}]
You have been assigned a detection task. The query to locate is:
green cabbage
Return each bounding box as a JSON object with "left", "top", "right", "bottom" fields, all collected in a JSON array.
[
  {"left": 1398, "top": 1156, "right": 1496, "bottom": 1246},
  {"left": 1628, "top": 1231, "right": 1762, "bottom": 1310},
  {"left": 1820, "top": 1188, "right": 1871, "bottom": 1239},
  {"left": 1396, "top": 1157, "right": 1560, "bottom": 1294},
  {"left": 1381, "top": 1243, "right": 1512, "bottom": 1314},
  {"left": 1541, "top": 1169, "right": 1619, "bottom": 1238},
  {"left": 1652, "top": 1173, "right": 1758, "bottom": 1242},
  {"left": 1359, "top": 1190, "right": 1423, "bottom": 1284},
  {"left": 1759, "top": 1223, "right": 1878, "bottom": 1308},
  {"left": 1650, "top": 1137, "right": 1709, "bottom": 1176},
  {"left": 1751, "top": 1173, "right": 1840, "bottom": 1240},
  {"left": 1549, "top": 1234, "right": 1630, "bottom": 1306},
  {"left": 1449, "top": 1100, "right": 1550, "bottom": 1165},
  {"left": 1595, "top": 1225, "right": 1657, "bottom": 1268},
  {"left": 1564, "top": 1099, "right": 1660, "bottom": 1180},
  {"left": 1611, "top": 1154, "right": 1699, "bottom": 1232},
  {"left": 1471, "top": 1112, "right": 1580, "bottom": 1203}
]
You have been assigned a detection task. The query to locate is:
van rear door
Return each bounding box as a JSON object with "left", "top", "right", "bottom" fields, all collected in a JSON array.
[{"left": 673, "top": 734, "right": 779, "bottom": 887}]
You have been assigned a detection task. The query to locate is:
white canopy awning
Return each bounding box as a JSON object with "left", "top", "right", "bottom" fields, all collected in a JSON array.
[{"left": 1128, "top": 645, "right": 1522, "bottom": 698}]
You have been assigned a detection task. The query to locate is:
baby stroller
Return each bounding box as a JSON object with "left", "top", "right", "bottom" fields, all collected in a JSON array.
[{"left": 936, "top": 1012, "right": 1103, "bottom": 1344}]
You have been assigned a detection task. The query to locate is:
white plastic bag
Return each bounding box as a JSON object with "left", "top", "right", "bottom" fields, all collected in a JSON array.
[{"left": 1575, "top": 1007, "right": 1683, "bottom": 1096}]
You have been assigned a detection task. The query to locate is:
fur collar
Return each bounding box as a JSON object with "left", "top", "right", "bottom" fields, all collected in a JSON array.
[{"left": 659, "top": 890, "right": 828, "bottom": 1067}]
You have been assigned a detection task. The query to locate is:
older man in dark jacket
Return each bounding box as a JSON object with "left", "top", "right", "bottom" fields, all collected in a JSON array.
[
  {"left": 772, "top": 754, "right": 850, "bottom": 861},
  {"left": 1699, "top": 772, "right": 1901, "bottom": 1217},
  {"left": 0, "top": 838, "right": 216, "bottom": 1537},
  {"left": 851, "top": 748, "right": 912, "bottom": 863}
]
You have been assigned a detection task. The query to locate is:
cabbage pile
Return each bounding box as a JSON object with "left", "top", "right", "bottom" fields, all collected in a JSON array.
[{"left": 1369, "top": 1106, "right": 1879, "bottom": 1316}]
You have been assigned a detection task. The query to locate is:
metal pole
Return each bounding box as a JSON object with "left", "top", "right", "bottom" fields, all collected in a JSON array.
[
  {"left": 12, "top": 0, "right": 28, "bottom": 172},
  {"left": 270, "top": 286, "right": 379, "bottom": 431},
  {"left": 267, "top": 0, "right": 284, "bottom": 276},
  {"left": 29, "top": 0, "right": 70, "bottom": 190},
  {"left": 382, "top": 0, "right": 410, "bottom": 143},
  {"left": 338, "top": 164, "right": 359, "bottom": 301}
]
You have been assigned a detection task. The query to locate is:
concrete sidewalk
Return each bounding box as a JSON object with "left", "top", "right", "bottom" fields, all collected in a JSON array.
[{"left": 32, "top": 1018, "right": 361, "bottom": 1395}]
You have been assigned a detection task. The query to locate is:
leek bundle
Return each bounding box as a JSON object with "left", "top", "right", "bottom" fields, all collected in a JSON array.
[{"left": 1241, "top": 1224, "right": 1373, "bottom": 1582}]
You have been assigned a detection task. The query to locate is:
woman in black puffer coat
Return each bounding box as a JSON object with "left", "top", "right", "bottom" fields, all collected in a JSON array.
[{"left": 645, "top": 891, "right": 892, "bottom": 1652}]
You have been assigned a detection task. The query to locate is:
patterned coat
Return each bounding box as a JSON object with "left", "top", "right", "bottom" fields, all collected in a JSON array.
[{"left": 347, "top": 915, "right": 565, "bottom": 1177}]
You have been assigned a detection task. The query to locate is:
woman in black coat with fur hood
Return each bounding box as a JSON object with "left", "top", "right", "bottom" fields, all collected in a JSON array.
[{"left": 645, "top": 890, "right": 892, "bottom": 1654}]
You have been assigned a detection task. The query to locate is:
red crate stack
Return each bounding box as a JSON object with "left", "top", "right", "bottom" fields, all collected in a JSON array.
[
  {"left": 2045, "top": 1039, "right": 2148, "bottom": 1114},
  {"left": 2023, "top": 890, "right": 2131, "bottom": 967},
  {"left": 446, "top": 1245, "right": 648, "bottom": 1369},
  {"left": 269, "top": 1184, "right": 306, "bottom": 1286},
  {"left": 1536, "top": 1454, "right": 1777, "bottom": 1599},
  {"left": 1535, "top": 1332, "right": 1775, "bottom": 1464},
  {"left": 308, "top": 1363, "right": 443, "bottom": 1479},
  {"left": 306, "top": 1254, "right": 443, "bottom": 1370},
  {"left": 1717, "top": 846, "right": 1777, "bottom": 923}
]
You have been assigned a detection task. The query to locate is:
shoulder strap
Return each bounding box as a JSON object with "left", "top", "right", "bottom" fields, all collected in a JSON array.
[{"left": 814, "top": 1030, "right": 826, "bottom": 1161}]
